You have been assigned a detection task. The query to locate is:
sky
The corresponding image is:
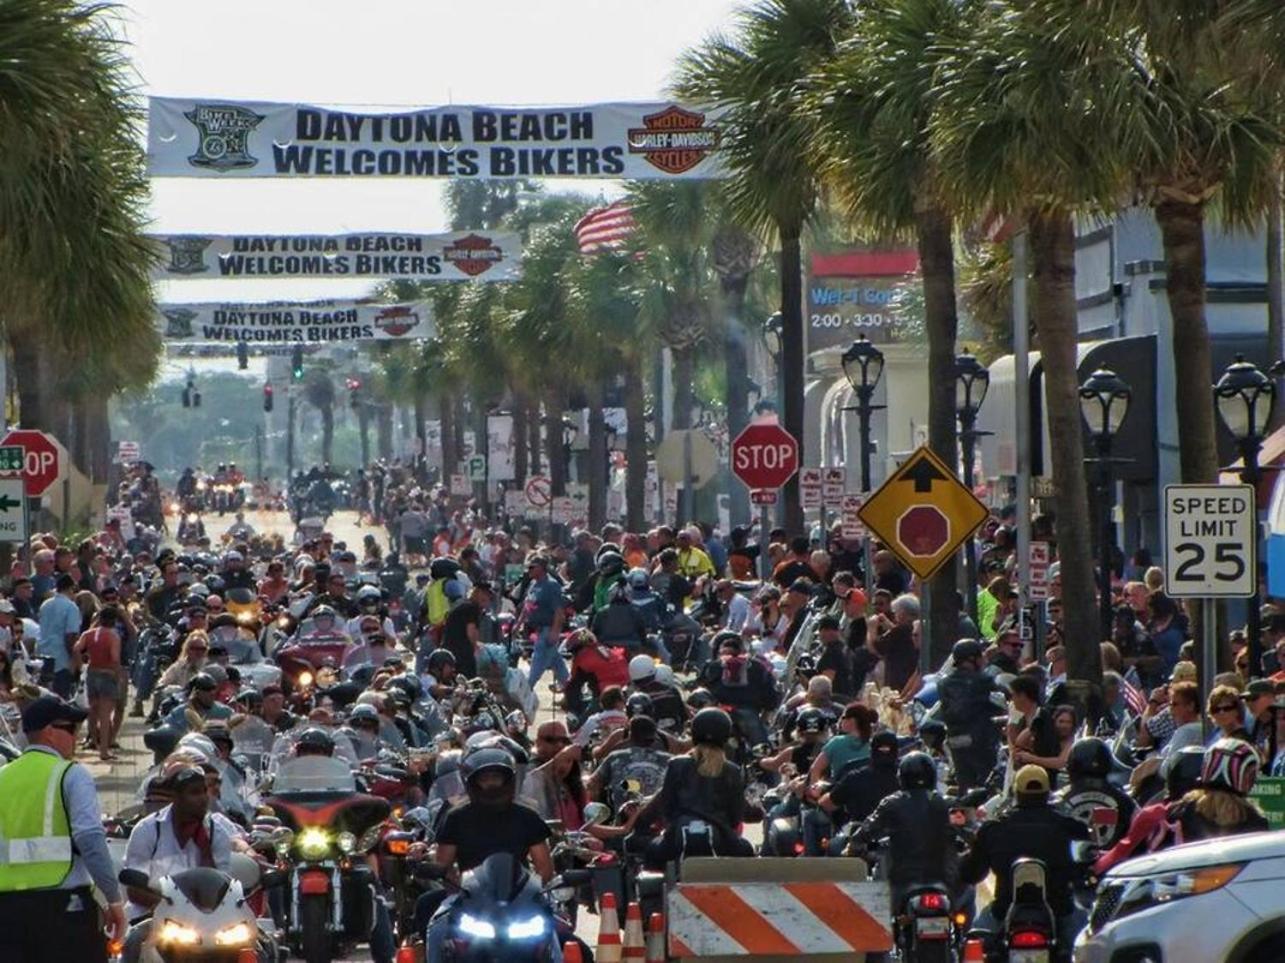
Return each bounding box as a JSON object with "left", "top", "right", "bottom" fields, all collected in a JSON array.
[{"left": 125, "top": 0, "right": 742, "bottom": 307}]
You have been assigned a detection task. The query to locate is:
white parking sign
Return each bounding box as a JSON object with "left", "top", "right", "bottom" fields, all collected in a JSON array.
[{"left": 1164, "top": 484, "right": 1256, "bottom": 598}]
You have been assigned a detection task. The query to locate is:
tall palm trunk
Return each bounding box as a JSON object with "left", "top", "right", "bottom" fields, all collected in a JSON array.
[
  {"left": 440, "top": 392, "right": 457, "bottom": 482},
  {"left": 779, "top": 230, "right": 806, "bottom": 535},
  {"left": 527, "top": 396, "right": 543, "bottom": 477},
  {"left": 413, "top": 394, "right": 427, "bottom": 455},
  {"left": 88, "top": 394, "right": 111, "bottom": 483},
  {"left": 1030, "top": 211, "right": 1100, "bottom": 688},
  {"left": 357, "top": 405, "right": 372, "bottom": 467},
  {"left": 916, "top": 204, "right": 962, "bottom": 664},
  {"left": 1155, "top": 196, "right": 1219, "bottom": 485},
  {"left": 720, "top": 263, "right": 753, "bottom": 530},
  {"left": 11, "top": 338, "right": 53, "bottom": 432},
  {"left": 624, "top": 354, "right": 648, "bottom": 530},
  {"left": 545, "top": 391, "right": 567, "bottom": 495},
  {"left": 671, "top": 347, "right": 695, "bottom": 430},
  {"left": 512, "top": 394, "right": 529, "bottom": 487},
  {"left": 319, "top": 405, "right": 335, "bottom": 466},
  {"left": 1268, "top": 178, "right": 1284, "bottom": 431},
  {"left": 588, "top": 382, "right": 607, "bottom": 531},
  {"left": 286, "top": 395, "right": 297, "bottom": 477},
  {"left": 377, "top": 404, "right": 393, "bottom": 461}
]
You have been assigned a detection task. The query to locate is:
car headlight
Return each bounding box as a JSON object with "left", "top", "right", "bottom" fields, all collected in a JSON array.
[
  {"left": 157, "top": 921, "right": 200, "bottom": 945},
  {"left": 298, "top": 827, "right": 331, "bottom": 859},
  {"left": 336, "top": 831, "right": 356, "bottom": 854},
  {"left": 1146, "top": 863, "right": 1244, "bottom": 901},
  {"left": 459, "top": 913, "right": 496, "bottom": 939},
  {"left": 507, "top": 914, "right": 547, "bottom": 939},
  {"left": 214, "top": 922, "right": 254, "bottom": 946}
]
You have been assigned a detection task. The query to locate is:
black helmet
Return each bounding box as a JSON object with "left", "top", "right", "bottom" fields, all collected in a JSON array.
[
  {"left": 597, "top": 551, "right": 624, "bottom": 577},
  {"left": 295, "top": 727, "right": 335, "bottom": 757},
  {"left": 870, "top": 730, "right": 899, "bottom": 768},
  {"left": 951, "top": 639, "right": 984, "bottom": 664},
  {"left": 687, "top": 688, "right": 715, "bottom": 711},
  {"left": 712, "top": 630, "right": 743, "bottom": 653},
  {"left": 795, "top": 707, "right": 829, "bottom": 735},
  {"left": 594, "top": 542, "right": 623, "bottom": 564},
  {"left": 426, "top": 649, "right": 456, "bottom": 676},
  {"left": 388, "top": 673, "right": 423, "bottom": 702},
  {"left": 898, "top": 751, "right": 937, "bottom": 790},
  {"left": 625, "top": 692, "right": 654, "bottom": 719},
  {"left": 430, "top": 557, "right": 461, "bottom": 581},
  {"left": 204, "top": 574, "right": 226, "bottom": 595},
  {"left": 1066, "top": 737, "right": 1113, "bottom": 780},
  {"left": 1166, "top": 745, "right": 1207, "bottom": 801},
  {"left": 461, "top": 746, "right": 517, "bottom": 809},
  {"left": 143, "top": 725, "right": 182, "bottom": 763},
  {"left": 188, "top": 672, "right": 217, "bottom": 693},
  {"left": 917, "top": 719, "right": 947, "bottom": 752},
  {"left": 691, "top": 707, "right": 733, "bottom": 747}
]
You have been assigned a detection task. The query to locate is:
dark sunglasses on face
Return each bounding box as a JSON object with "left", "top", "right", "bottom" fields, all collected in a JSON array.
[
  {"left": 539, "top": 734, "right": 570, "bottom": 745},
  {"left": 1214, "top": 704, "right": 1239, "bottom": 714},
  {"left": 51, "top": 721, "right": 79, "bottom": 733}
]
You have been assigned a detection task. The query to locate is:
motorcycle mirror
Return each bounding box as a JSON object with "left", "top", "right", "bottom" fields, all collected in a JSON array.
[
  {"left": 260, "top": 868, "right": 288, "bottom": 890},
  {"left": 554, "top": 868, "right": 593, "bottom": 888},
  {"left": 118, "top": 868, "right": 159, "bottom": 895},
  {"left": 582, "top": 802, "right": 611, "bottom": 827}
]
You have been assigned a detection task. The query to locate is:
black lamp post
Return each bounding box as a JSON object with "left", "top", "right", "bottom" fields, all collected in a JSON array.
[
  {"left": 1214, "top": 355, "right": 1277, "bottom": 675},
  {"left": 841, "top": 334, "right": 885, "bottom": 595},
  {"left": 1080, "top": 367, "right": 1132, "bottom": 643},
  {"left": 955, "top": 351, "right": 991, "bottom": 626}
]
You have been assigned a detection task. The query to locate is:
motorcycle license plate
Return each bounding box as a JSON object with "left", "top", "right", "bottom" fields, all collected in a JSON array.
[
  {"left": 915, "top": 916, "right": 949, "bottom": 938},
  {"left": 1010, "top": 951, "right": 1049, "bottom": 963}
]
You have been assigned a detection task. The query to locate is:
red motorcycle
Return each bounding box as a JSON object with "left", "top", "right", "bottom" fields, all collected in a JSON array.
[{"left": 263, "top": 756, "right": 390, "bottom": 963}]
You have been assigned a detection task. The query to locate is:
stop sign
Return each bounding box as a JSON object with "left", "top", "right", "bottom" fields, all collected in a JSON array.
[
  {"left": 2, "top": 430, "right": 61, "bottom": 496},
  {"left": 897, "top": 505, "right": 950, "bottom": 557},
  {"left": 731, "top": 423, "right": 799, "bottom": 490}
]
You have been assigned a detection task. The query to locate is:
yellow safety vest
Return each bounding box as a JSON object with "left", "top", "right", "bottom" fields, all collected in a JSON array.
[
  {"left": 425, "top": 579, "right": 450, "bottom": 627},
  {"left": 0, "top": 750, "right": 74, "bottom": 891}
]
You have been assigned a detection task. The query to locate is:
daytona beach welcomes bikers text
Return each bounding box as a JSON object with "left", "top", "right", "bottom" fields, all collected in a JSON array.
[
  {"left": 218, "top": 235, "right": 441, "bottom": 277},
  {"left": 208, "top": 307, "right": 372, "bottom": 342},
  {"left": 274, "top": 108, "right": 625, "bottom": 176}
]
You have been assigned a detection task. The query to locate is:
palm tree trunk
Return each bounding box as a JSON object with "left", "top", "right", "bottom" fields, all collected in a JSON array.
[
  {"left": 11, "top": 338, "right": 46, "bottom": 431},
  {"left": 512, "top": 394, "right": 529, "bottom": 487},
  {"left": 320, "top": 406, "right": 335, "bottom": 466},
  {"left": 1155, "top": 196, "right": 1219, "bottom": 485},
  {"left": 723, "top": 274, "right": 752, "bottom": 530},
  {"left": 1268, "top": 177, "right": 1284, "bottom": 431},
  {"left": 357, "top": 406, "right": 371, "bottom": 467},
  {"left": 440, "top": 392, "right": 457, "bottom": 481},
  {"left": 545, "top": 391, "right": 567, "bottom": 496},
  {"left": 779, "top": 230, "right": 806, "bottom": 536},
  {"left": 377, "top": 404, "right": 393, "bottom": 461},
  {"left": 414, "top": 394, "right": 427, "bottom": 455},
  {"left": 588, "top": 382, "right": 607, "bottom": 531},
  {"left": 286, "top": 395, "right": 297, "bottom": 477},
  {"left": 70, "top": 398, "right": 89, "bottom": 478},
  {"left": 88, "top": 395, "right": 111, "bottom": 483},
  {"left": 624, "top": 354, "right": 647, "bottom": 530},
  {"left": 527, "top": 396, "right": 543, "bottom": 477},
  {"left": 671, "top": 347, "right": 694, "bottom": 430},
  {"left": 1030, "top": 211, "right": 1100, "bottom": 688},
  {"left": 916, "top": 204, "right": 962, "bottom": 665}
]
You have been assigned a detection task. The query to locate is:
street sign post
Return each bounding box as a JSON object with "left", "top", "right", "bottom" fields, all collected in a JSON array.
[
  {"left": 823, "top": 467, "right": 847, "bottom": 509},
  {"left": 0, "top": 478, "right": 29, "bottom": 543},
  {"left": 525, "top": 475, "right": 552, "bottom": 509},
  {"left": 731, "top": 423, "right": 800, "bottom": 579},
  {"left": 857, "top": 445, "right": 989, "bottom": 580},
  {"left": 800, "top": 468, "right": 823, "bottom": 512},
  {"left": 1163, "top": 484, "right": 1256, "bottom": 598},
  {"left": 466, "top": 455, "right": 487, "bottom": 482},
  {"left": 841, "top": 495, "right": 865, "bottom": 541},
  {"left": 115, "top": 441, "right": 141, "bottom": 464},
  {"left": 750, "top": 489, "right": 779, "bottom": 506},
  {"left": 450, "top": 473, "right": 471, "bottom": 496}
]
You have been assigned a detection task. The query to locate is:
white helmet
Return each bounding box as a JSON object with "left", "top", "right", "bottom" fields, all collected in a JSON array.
[
  {"left": 654, "top": 664, "right": 675, "bottom": 688},
  {"left": 629, "top": 654, "right": 657, "bottom": 683}
]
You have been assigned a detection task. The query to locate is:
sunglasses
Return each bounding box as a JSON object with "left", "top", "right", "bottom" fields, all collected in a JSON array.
[
  {"left": 51, "top": 721, "right": 79, "bottom": 734},
  {"left": 1214, "top": 704, "right": 1240, "bottom": 714},
  {"left": 539, "top": 734, "right": 570, "bottom": 745}
]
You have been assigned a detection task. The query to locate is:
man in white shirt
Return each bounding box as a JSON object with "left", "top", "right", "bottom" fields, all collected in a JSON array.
[{"left": 716, "top": 580, "right": 751, "bottom": 634}]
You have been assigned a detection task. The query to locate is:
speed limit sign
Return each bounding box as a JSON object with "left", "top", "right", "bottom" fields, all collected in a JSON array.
[{"left": 1164, "top": 484, "right": 1257, "bottom": 598}]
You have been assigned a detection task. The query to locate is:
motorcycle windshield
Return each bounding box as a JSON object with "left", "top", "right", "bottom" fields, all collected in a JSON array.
[
  {"left": 463, "top": 852, "right": 526, "bottom": 904},
  {"left": 273, "top": 755, "right": 356, "bottom": 794},
  {"left": 231, "top": 716, "right": 276, "bottom": 757},
  {"left": 170, "top": 867, "right": 231, "bottom": 912}
]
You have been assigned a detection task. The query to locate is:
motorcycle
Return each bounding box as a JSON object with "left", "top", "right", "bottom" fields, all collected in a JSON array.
[
  {"left": 896, "top": 884, "right": 960, "bottom": 963},
  {"left": 963, "top": 857, "right": 1059, "bottom": 963},
  {"left": 262, "top": 755, "right": 391, "bottom": 963},
  {"left": 117, "top": 855, "right": 280, "bottom": 963}
]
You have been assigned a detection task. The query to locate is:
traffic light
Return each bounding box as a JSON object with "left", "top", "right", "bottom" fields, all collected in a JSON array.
[
  {"left": 181, "top": 383, "right": 190, "bottom": 408},
  {"left": 236, "top": 341, "right": 249, "bottom": 370},
  {"left": 263, "top": 383, "right": 274, "bottom": 412},
  {"left": 182, "top": 378, "right": 201, "bottom": 408},
  {"left": 291, "top": 346, "right": 304, "bottom": 381},
  {"left": 346, "top": 377, "right": 361, "bottom": 409}
]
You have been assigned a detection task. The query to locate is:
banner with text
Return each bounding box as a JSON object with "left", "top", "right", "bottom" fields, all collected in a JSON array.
[
  {"left": 150, "top": 232, "right": 522, "bottom": 281},
  {"left": 148, "top": 97, "right": 727, "bottom": 180},
  {"left": 156, "top": 300, "right": 432, "bottom": 344}
]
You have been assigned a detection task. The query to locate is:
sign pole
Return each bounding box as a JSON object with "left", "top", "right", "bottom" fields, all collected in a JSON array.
[
  {"left": 760, "top": 503, "right": 771, "bottom": 579},
  {"left": 1013, "top": 231, "right": 1032, "bottom": 653},
  {"left": 682, "top": 429, "right": 693, "bottom": 527}
]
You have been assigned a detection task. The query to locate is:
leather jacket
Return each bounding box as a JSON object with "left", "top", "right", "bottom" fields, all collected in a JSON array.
[{"left": 854, "top": 789, "right": 958, "bottom": 889}]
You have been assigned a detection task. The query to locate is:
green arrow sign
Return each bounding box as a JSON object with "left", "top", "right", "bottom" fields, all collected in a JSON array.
[
  {"left": 0, "top": 446, "right": 23, "bottom": 474},
  {"left": 0, "top": 494, "right": 21, "bottom": 512}
]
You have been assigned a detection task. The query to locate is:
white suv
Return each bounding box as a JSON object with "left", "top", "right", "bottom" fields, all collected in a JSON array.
[{"left": 1075, "top": 831, "right": 1285, "bottom": 962}]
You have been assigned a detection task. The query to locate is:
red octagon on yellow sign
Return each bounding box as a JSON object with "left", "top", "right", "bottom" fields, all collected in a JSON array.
[{"left": 897, "top": 505, "right": 950, "bottom": 557}]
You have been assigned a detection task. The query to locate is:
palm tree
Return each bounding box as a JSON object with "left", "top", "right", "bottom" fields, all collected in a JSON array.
[
  {"left": 808, "top": 0, "right": 974, "bottom": 662},
  {"left": 675, "top": 0, "right": 855, "bottom": 533},
  {"left": 302, "top": 365, "right": 336, "bottom": 466}
]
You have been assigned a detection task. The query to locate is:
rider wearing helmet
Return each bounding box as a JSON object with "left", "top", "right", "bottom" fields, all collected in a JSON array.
[
  {"left": 590, "top": 550, "right": 627, "bottom": 613},
  {"left": 162, "top": 672, "right": 232, "bottom": 735},
  {"left": 849, "top": 751, "right": 959, "bottom": 908},
  {"left": 564, "top": 629, "right": 630, "bottom": 718},
  {"left": 346, "top": 584, "right": 394, "bottom": 641},
  {"left": 1161, "top": 737, "right": 1269, "bottom": 844},
  {"left": 698, "top": 631, "right": 779, "bottom": 748},
  {"left": 628, "top": 653, "right": 687, "bottom": 735},
  {"left": 635, "top": 707, "right": 755, "bottom": 868},
  {"left": 821, "top": 729, "right": 902, "bottom": 827},
  {"left": 935, "top": 638, "right": 1003, "bottom": 790},
  {"left": 1093, "top": 745, "right": 1207, "bottom": 874},
  {"left": 757, "top": 706, "right": 833, "bottom": 821},
  {"left": 1055, "top": 737, "right": 1135, "bottom": 849},
  {"left": 294, "top": 726, "right": 336, "bottom": 758},
  {"left": 591, "top": 578, "right": 649, "bottom": 652}
]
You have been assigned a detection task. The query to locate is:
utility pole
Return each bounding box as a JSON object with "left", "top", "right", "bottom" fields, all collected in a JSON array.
[
  {"left": 286, "top": 394, "right": 296, "bottom": 478},
  {"left": 254, "top": 424, "right": 264, "bottom": 482}
]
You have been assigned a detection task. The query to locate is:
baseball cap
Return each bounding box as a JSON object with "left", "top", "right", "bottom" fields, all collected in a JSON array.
[
  {"left": 0, "top": 600, "right": 16, "bottom": 615},
  {"left": 1013, "top": 764, "right": 1051, "bottom": 795},
  {"left": 816, "top": 615, "right": 841, "bottom": 631},
  {"left": 1243, "top": 679, "right": 1276, "bottom": 701},
  {"left": 22, "top": 694, "right": 88, "bottom": 733},
  {"left": 788, "top": 578, "right": 814, "bottom": 596}
]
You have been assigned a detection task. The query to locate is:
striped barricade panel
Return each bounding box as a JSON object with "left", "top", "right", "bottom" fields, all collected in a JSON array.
[{"left": 666, "top": 880, "right": 893, "bottom": 957}]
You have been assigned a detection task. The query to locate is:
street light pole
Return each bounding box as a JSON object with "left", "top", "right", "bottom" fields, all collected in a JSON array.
[
  {"left": 1214, "top": 355, "right": 1278, "bottom": 676},
  {"left": 955, "top": 352, "right": 991, "bottom": 628},
  {"left": 842, "top": 335, "right": 885, "bottom": 597},
  {"left": 1079, "top": 368, "right": 1132, "bottom": 645}
]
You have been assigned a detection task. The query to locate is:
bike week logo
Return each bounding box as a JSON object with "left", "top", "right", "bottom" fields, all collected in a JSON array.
[
  {"left": 373, "top": 305, "right": 421, "bottom": 337},
  {"left": 161, "top": 236, "right": 213, "bottom": 275},
  {"left": 184, "top": 104, "right": 266, "bottom": 171},
  {"left": 627, "top": 105, "right": 721, "bottom": 175},
  {"left": 443, "top": 234, "right": 504, "bottom": 277},
  {"left": 162, "top": 308, "right": 198, "bottom": 339}
]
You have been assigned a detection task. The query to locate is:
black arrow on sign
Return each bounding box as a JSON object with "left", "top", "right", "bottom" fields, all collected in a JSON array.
[{"left": 901, "top": 454, "right": 947, "bottom": 493}]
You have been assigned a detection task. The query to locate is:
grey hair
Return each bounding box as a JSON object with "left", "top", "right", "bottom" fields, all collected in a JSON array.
[
  {"left": 807, "top": 675, "right": 832, "bottom": 697},
  {"left": 890, "top": 593, "right": 920, "bottom": 619}
]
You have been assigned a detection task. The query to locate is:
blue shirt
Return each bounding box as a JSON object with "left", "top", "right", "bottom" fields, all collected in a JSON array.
[
  {"left": 821, "top": 733, "right": 871, "bottom": 779},
  {"left": 523, "top": 576, "right": 563, "bottom": 629},
  {"left": 36, "top": 593, "right": 81, "bottom": 671}
]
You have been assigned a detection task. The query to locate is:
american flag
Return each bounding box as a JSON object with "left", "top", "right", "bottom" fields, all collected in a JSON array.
[
  {"left": 574, "top": 202, "right": 635, "bottom": 254},
  {"left": 1122, "top": 675, "right": 1148, "bottom": 718}
]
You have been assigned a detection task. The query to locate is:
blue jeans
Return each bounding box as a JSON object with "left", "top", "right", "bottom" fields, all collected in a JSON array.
[
  {"left": 527, "top": 627, "right": 568, "bottom": 688},
  {"left": 801, "top": 806, "right": 833, "bottom": 856}
]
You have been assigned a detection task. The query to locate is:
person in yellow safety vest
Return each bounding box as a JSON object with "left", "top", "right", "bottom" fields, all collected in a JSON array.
[
  {"left": 675, "top": 529, "right": 716, "bottom": 583},
  {"left": 0, "top": 694, "right": 127, "bottom": 962}
]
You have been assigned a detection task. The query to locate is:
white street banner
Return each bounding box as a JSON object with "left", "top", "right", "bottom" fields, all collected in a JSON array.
[
  {"left": 156, "top": 300, "right": 432, "bottom": 344},
  {"left": 150, "top": 232, "right": 522, "bottom": 281},
  {"left": 148, "top": 97, "right": 727, "bottom": 180}
]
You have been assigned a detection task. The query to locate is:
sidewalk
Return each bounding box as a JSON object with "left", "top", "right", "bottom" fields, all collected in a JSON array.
[{"left": 84, "top": 714, "right": 152, "bottom": 815}]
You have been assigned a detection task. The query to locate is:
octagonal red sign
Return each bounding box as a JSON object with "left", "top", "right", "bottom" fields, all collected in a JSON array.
[
  {"left": 730, "top": 423, "right": 799, "bottom": 491},
  {"left": 897, "top": 505, "right": 950, "bottom": 557}
]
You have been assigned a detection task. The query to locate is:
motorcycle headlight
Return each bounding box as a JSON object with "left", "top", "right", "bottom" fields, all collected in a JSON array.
[
  {"left": 336, "top": 831, "right": 356, "bottom": 854},
  {"left": 298, "top": 670, "right": 314, "bottom": 688},
  {"left": 506, "top": 914, "right": 547, "bottom": 939},
  {"left": 157, "top": 921, "right": 200, "bottom": 945},
  {"left": 297, "top": 827, "right": 331, "bottom": 859},
  {"left": 459, "top": 913, "right": 496, "bottom": 939},
  {"left": 214, "top": 922, "right": 254, "bottom": 946}
]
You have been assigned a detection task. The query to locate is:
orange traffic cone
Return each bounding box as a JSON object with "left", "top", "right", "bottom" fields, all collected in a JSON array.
[
  {"left": 597, "top": 891, "right": 623, "bottom": 963},
  {"left": 623, "top": 901, "right": 646, "bottom": 960},
  {"left": 645, "top": 912, "right": 666, "bottom": 963},
  {"left": 563, "top": 941, "right": 585, "bottom": 963}
]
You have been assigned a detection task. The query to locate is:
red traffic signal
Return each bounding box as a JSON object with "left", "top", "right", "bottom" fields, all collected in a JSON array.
[{"left": 263, "top": 383, "right": 274, "bottom": 412}]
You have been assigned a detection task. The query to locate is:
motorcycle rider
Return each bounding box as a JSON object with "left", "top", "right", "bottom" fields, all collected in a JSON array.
[
  {"left": 820, "top": 729, "right": 901, "bottom": 829},
  {"left": 757, "top": 706, "right": 831, "bottom": 824},
  {"left": 1093, "top": 745, "right": 1206, "bottom": 874},
  {"left": 590, "top": 713, "right": 673, "bottom": 817},
  {"left": 936, "top": 639, "right": 1004, "bottom": 790},
  {"left": 634, "top": 707, "right": 754, "bottom": 867},
  {"left": 1159, "top": 737, "right": 1269, "bottom": 843},
  {"left": 220, "top": 550, "right": 255, "bottom": 592},
  {"left": 162, "top": 672, "right": 232, "bottom": 734},
  {"left": 1055, "top": 737, "right": 1136, "bottom": 850},
  {"left": 698, "top": 631, "right": 779, "bottom": 748},
  {"left": 591, "top": 579, "right": 650, "bottom": 654},
  {"left": 960, "top": 764, "right": 1089, "bottom": 954},
  {"left": 628, "top": 653, "right": 688, "bottom": 735},
  {"left": 564, "top": 629, "right": 630, "bottom": 720}
]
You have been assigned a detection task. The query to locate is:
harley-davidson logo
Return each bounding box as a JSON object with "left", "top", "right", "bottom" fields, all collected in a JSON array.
[
  {"left": 161, "top": 236, "right": 213, "bottom": 275},
  {"left": 443, "top": 234, "right": 504, "bottom": 277},
  {"left": 374, "top": 306, "right": 421, "bottom": 337},
  {"left": 183, "top": 103, "right": 265, "bottom": 171},
  {"left": 627, "top": 105, "right": 721, "bottom": 175},
  {"left": 162, "top": 308, "right": 198, "bottom": 339}
]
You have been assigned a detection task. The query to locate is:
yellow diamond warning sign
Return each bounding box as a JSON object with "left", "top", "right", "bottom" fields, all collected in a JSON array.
[{"left": 857, "top": 445, "right": 989, "bottom": 580}]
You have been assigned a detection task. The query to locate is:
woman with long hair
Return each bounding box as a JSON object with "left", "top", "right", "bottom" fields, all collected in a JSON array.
[
  {"left": 73, "top": 604, "right": 123, "bottom": 760},
  {"left": 1162, "top": 739, "right": 1268, "bottom": 845},
  {"left": 159, "top": 630, "right": 211, "bottom": 690}
]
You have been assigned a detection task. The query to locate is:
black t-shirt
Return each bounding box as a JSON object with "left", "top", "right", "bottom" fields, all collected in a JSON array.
[
  {"left": 817, "top": 642, "right": 854, "bottom": 699},
  {"left": 1025, "top": 707, "right": 1063, "bottom": 782},
  {"left": 437, "top": 800, "right": 551, "bottom": 871},
  {"left": 875, "top": 623, "right": 918, "bottom": 691},
  {"left": 442, "top": 601, "right": 481, "bottom": 677}
]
